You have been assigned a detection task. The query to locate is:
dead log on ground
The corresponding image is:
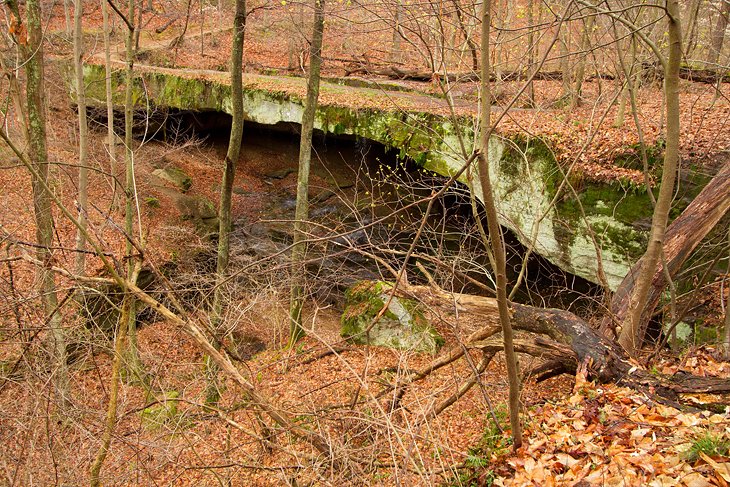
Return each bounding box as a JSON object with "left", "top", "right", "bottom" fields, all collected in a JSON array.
[{"left": 392, "top": 283, "right": 729, "bottom": 412}]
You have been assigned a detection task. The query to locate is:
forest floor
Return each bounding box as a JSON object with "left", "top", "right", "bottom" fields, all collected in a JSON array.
[{"left": 0, "top": 2, "right": 729, "bottom": 486}]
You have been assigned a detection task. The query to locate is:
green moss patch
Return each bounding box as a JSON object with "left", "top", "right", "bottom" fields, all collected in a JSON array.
[{"left": 341, "top": 281, "right": 443, "bottom": 353}]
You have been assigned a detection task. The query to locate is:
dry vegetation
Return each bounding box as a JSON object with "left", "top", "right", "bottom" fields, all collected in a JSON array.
[{"left": 0, "top": 0, "right": 729, "bottom": 485}]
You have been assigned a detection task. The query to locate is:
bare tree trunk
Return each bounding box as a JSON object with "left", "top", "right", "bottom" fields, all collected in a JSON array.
[
  {"left": 122, "top": 0, "right": 146, "bottom": 383},
  {"left": 722, "top": 228, "right": 730, "bottom": 361},
  {"left": 684, "top": 0, "right": 703, "bottom": 59},
  {"left": 525, "top": 0, "right": 535, "bottom": 106},
  {"left": 572, "top": 13, "right": 595, "bottom": 107},
  {"left": 290, "top": 0, "right": 325, "bottom": 345},
  {"left": 208, "top": 0, "right": 246, "bottom": 405},
  {"left": 451, "top": 0, "right": 478, "bottom": 72},
  {"left": 101, "top": 0, "right": 117, "bottom": 178},
  {"left": 619, "top": 0, "right": 683, "bottom": 354},
  {"left": 391, "top": 0, "right": 402, "bottom": 64},
  {"left": 559, "top": 32, "right": 572, "bottom": 102},
  {"left": 604, "top": 162, "right": 730, "bottom": 338},
  {"left": 478, "top": 0, "right": 522, "bottom": 450},
  {"left": 707, "top": 0, "right": 730, "bottom": 67},
  {"left": 89, "top": 294, "right": 131, "bottom": 486},
  {"left": 73, "top": 0, "right": 89, "bottom": 275},
  {"left": 63, "top": 0, "right": 72, "bottom": 36}
]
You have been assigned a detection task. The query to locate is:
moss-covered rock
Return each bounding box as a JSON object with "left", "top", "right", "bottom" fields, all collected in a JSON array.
[
  {"left": 152, "top": 166, "right": 193, "bottom": 193},
  {"left": 341, "top": 281, "right": 443, "bottom": 353},
  {"left": 151, "top": 166, "right": 192, "bottom": 192},
  {"left": 168, "top": 192, "right": 219, "bottom": 235},
  {"left": 141, "top": 391, "right": 181, "bottom": 429}
]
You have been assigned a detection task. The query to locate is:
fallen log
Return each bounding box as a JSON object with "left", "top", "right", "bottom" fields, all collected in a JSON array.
[
  {"left": 342, "top": 62, "right": 726, "bottom": 85},
  {"left": 394, "top": 283, "right": 729, "bottom": 411}
]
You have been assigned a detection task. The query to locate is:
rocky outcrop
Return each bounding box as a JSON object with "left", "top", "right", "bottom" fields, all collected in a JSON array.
[{"left": 79, "top": 63, "right": 676, "bottom": 289}]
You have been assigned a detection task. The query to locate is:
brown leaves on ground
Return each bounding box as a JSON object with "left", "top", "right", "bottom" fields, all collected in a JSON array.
[{"left": 490, "top": 349, "right": 730, "bottom": 487}]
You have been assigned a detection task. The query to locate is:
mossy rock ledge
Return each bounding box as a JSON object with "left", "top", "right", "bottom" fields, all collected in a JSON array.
[
  {"left": 75, "top": 63, "right": 706, "bottom": 290},
  {"left": 341, "top": 281, "right": 443, "bottom": 353}
]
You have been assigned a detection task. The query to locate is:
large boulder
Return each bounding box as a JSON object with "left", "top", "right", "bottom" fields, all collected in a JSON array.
[{"left": 341, "top": 281, "right": 443, "bottom": 353}]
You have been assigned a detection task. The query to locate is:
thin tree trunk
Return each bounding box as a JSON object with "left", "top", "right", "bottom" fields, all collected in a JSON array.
[
  {"left": 88, "top": 294, "right": 131, "bottom": 487},
  {"left": 720, "top": 230, "right": 730, "bottom": 361},
  {"left": 604, "top": 161, "right": 730, "bottom": 338},
  {"left": 451, "top": 0, "right": 478, "bottom": 72},
  {"left": 526, "top": 0, "right": 535, "bottom": 106},
  {"left": 208, "top": 0, "right": 246, "bottom": 405},
  {"left": 289, "top": 0, "right": 325, "bottom": 345},
  {"left": 619, "top": 0, "right": 682, "bottom": 354},
  {"left": 122, "top": 0, "right": 145, "bottom": 383},
  {"left": 572, "top": 13, "right": 595, "bottom": 107},
  {"left": 74, "top": 0, "right": 89, "bottom": 275},
  {"left": 101, "top": 0, "right": 116, "bottom": 180},
  {"left": 684, "top": 0, "right": 702, "bottom": 59},
  {"left": 63, "top": 0, "right": 72, "bottom": 36},
  {"left": 391, "top": 0, "right": 402, "bottom": 64},
  {"left": 707, "top": 0, "right": 729, "bottom": 67},
  {"left": 560, "top": 33, "right": 572, "bottom": 102},
  {"left": 478, "top": 0, "right": 522, "bottom": 450}
]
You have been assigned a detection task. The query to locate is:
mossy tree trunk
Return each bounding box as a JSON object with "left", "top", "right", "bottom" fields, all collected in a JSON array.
[
  {"left": 208, "top": 0, "right": 246, "bottom": 405},
  {"left": 619, "top": 0, "right": 682, "bottom": 355},
  {"left": 289, "top": 0, "right": 325, "bottom": 345},
  {"left": 118, "top": 0, "right": 146, "bottom": 384},
  {"left": 33, "top": 0, "right": 68, "bottom": 407},
  {"left": 7, "top": 0, "right": 69, "bottom": 408},
  {"left": 478, "top": 0, "right": 522, "bottom": 450},
  {"left": 600, "top": 162, "right": 730, "bottom": 340}
]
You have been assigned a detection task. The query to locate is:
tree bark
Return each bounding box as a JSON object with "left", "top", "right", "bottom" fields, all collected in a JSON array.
[
  {"left": 74, "top": 0, "right": 89, "bottom": 275},
  {"left": 619, "top": 0, "right": 682, "bottom": 355},
  {"left": 572, "top": 13, "right": 595, "bottom": 107},
  {"left": 209, "top": 0, "right": 246, "bottom": 405},
  {"left": 121, "top": 0, "right": 146, "bottom": 383},
  {"left": 19, "top": 0, "right": 69, "bottom": 407},
  {"left": 526, "top": 0, "right": 535, "bottom": 106},
  {"left": 101, "top": 0, "right": 117, "bottom": 183},
  {"left": 290, "top": 0, "right": 326, "bottom": 345},
  {"left": 478, "top": 0, "right": 523, "bottom": 450},
  {"left": 397, "top": 283, "right": 730, "bottom": 407},
  {"left": 89, "top": 294, "right": 130, "bottom": 487},
  {"left": 684, "top": 0, "right": 703, "bottom": 59},
  {"left": 720, "top": 230, "right": 730, "bottom": 361},
  {"left": 707, "top": 0, "right": 730, "bottom": 67},
  {"left": 451, "top": 0, "right": 478, "bottom": 72}
]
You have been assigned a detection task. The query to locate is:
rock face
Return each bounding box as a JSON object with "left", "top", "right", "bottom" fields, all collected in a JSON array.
[
  {"left": 79, "top": 64, "right": 687, "bottom": 289},
  {"left": 341, "top": 281, "right": 443, "bottom": 353}
]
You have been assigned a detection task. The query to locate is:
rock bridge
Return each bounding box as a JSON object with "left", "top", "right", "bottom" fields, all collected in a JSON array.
[{"left": 80, "top": 61, "right": 662, "bottom": 290}]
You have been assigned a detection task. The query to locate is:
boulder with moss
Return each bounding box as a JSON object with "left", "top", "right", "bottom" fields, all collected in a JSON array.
[
  {"left": 152, "top": 166, "right": 193, "bottom": 192},
  {"left": 341, "top": 281, "right": 443, "bottom": 353}
]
